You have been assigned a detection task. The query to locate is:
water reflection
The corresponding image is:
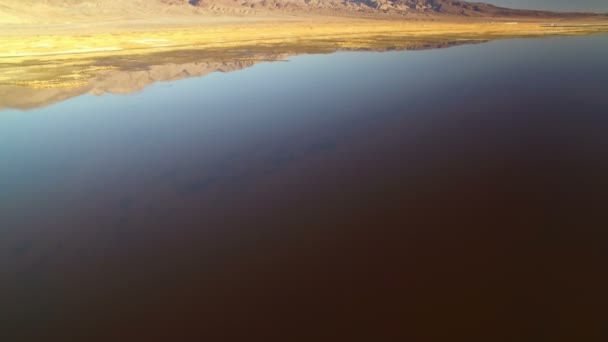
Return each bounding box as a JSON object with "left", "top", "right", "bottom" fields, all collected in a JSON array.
[
  {"left": 0, "top": 39, "right": 480, "bottom": 110},
  {"left": 1, "top": 35, "right": 608, "bottom": 341}
]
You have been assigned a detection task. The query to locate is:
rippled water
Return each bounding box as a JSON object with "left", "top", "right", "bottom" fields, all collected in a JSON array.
[{"left": 1, "top": 35, "right": 608, "bottom": 341}]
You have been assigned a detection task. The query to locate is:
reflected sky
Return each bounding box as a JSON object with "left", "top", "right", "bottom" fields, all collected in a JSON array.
[{"left": 1, "top": 35, "right": 608, "bottom": 341}]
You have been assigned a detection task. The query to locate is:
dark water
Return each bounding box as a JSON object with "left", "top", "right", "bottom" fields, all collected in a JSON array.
[{"left": 1, "top": 35, "right": 608, "bottom": 341}]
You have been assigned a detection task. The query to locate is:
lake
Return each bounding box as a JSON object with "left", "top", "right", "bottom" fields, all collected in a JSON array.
[{"left": 1, "top": 35, "right": 608, "bottom": 341}]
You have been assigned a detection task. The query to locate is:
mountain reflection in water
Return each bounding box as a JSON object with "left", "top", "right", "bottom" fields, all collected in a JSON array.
[{"left": 0, "top": 39, "right": 479, "bottom": 110}]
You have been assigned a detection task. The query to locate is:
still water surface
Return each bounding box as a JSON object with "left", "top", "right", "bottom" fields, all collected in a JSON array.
[{"left": 1, "top": 35, "right": 608, "bottom": 341}]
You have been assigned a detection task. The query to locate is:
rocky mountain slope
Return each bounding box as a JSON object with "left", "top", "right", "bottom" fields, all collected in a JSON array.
[
  {"left": 0, "top": 0, "right": 598, "bottom": 23},
  {"left": 184, "top": 0, "right": 584, "bottom": 17}
]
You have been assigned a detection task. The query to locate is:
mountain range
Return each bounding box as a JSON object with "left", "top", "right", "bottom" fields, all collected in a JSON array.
[{"left": 0, "top": 0, "right": 600, "bottom": 24}]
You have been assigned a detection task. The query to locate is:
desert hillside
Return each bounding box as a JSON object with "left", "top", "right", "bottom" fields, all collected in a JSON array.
[{"left": 0, "top": 0, "right": 602, "bottom": 24}]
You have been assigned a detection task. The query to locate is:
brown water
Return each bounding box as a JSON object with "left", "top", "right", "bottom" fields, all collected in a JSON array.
[{"left": 1, "top": 35, "right": 608, "bottom": 341}]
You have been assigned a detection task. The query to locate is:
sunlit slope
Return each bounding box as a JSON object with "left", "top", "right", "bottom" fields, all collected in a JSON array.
[
  {"left": 0, "top": 0, "right": 202, "bottom": 24},
  {"left": 0, "top": 0, "right": 605, "bottom": 24}
]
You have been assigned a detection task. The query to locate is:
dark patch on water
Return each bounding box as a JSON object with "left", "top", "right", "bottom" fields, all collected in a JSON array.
[
  {"left": 270, "top": 152, "right": 295, "bottom": 168},
  {"left": 307, "top": 141, "right": 337, "bottom": 153},
  {"left": 118, "top": 196, "right": 135, "bottom": 210},
  {"left": 177, "top": 177, "right": 216, "bottom": 194},
  {"left": 112, "top": 214, "right": 131, "bottom": 231},
  {"left": 13, "top": 241, "right": 33, "bottom": 257}
]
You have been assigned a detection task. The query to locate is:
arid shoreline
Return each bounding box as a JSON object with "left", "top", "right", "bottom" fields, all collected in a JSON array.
[
  {"left": 1, "top": 16, "right": 607, "bottom": 110},
  {"left": 3, "top": 18, "right": 607, "bottom": 62}
]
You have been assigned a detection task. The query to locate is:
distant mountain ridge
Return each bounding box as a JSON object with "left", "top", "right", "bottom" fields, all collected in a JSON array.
[
  {"left": 0, "top": 0, "right": 600, "bottom": 22},
  {"left": 183, "top": 0, "right": 579, "bottom": 17}
]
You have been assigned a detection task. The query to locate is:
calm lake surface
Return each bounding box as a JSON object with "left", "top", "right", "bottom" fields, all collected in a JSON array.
[{"left": 2, "top": 35, "right": 608, "bottom": 341}]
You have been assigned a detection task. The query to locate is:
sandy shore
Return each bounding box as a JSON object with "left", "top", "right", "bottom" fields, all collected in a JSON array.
[
  {"left": 3, "top": 18, "right": 607, "bottom": 60},
  {"left": 1, "top": 16, "right": 607, "bottom": 110}
]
